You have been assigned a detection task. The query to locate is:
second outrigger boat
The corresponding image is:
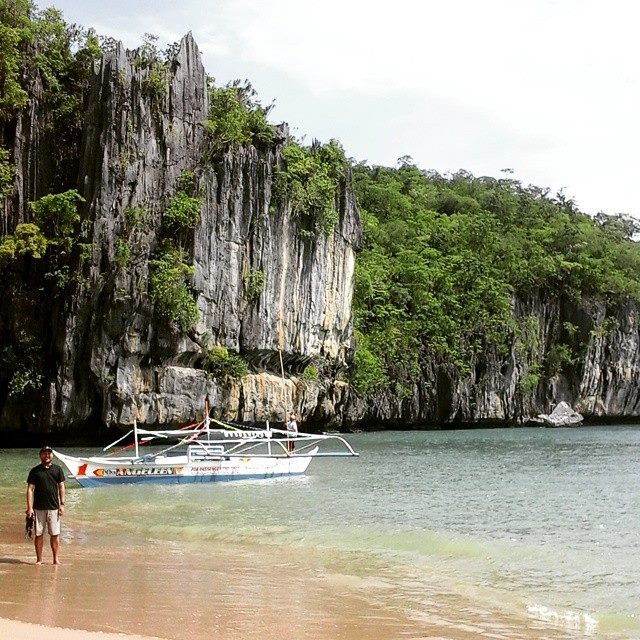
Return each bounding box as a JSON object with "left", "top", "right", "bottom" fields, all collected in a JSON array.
[{"left": 54, "top": 415, "right": 359, "bottom": 487}]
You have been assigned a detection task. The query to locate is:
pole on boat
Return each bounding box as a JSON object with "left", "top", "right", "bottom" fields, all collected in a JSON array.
[
  {"left": 266, "top": 419, "right": 271, "bottom": 456},
  {"left": 205, "top": 399, "right": 210, "bottom": 440},
  {"left": 133, "top": 419, "right": 139, "bottom": 458},
  {"left": 279, "top": 348, "right": 289, "bottom": 451},
  {"left": 278, "top": 348, "right": 287, "bottom": 422}
]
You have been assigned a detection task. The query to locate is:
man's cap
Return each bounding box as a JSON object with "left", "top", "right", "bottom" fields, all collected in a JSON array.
[{"left": 40, "top": 445, "right": 53, "bottom": 453}]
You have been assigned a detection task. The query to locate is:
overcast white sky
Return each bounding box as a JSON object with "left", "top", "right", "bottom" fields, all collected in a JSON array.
[{"left": 46, "top": 0, "right": 639, "bottom": 217}]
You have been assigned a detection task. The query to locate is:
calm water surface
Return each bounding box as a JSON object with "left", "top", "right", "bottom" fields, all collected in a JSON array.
[{"left": 2, "top": 425, "right": 639, "bottom": 638}]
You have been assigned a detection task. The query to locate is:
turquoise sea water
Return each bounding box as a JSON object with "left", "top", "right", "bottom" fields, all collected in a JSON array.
[{"left": 2, "top": 425, "right": 640, "bottom": 638}]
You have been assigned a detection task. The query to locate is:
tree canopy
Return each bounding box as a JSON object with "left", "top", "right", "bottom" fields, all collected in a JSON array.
[{"left": 350, "top": 160, "right": 640, "bottom": 394}]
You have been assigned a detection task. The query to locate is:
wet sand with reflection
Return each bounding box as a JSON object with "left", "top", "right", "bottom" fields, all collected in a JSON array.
[{"left": 0, "top": 511, "right": 581, "bottom": 640}]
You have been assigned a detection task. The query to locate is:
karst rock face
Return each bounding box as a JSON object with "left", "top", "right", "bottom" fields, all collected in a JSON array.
[
  {"left": 341, "top": 293, "right": 640, "bottom": 428},
  {"left": 2, "top": 35, "right": 639, "bottom": 436},
  {"left": 2, "top": 34, "right": 361, "bottom": 432}
]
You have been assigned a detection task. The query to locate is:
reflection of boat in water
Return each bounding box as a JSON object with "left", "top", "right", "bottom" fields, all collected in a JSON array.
[{"left": 54, "top": 416, "right": 359, "bottom": 487}]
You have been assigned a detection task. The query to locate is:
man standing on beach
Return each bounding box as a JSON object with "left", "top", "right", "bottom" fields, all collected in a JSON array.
[{"left": 26, "top": 446, "right": 65, "bottom": 565}]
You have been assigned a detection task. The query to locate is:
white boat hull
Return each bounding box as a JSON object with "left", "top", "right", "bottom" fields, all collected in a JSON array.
[{"left": 53, "top": 449, "right": 317, "bottom": 488}]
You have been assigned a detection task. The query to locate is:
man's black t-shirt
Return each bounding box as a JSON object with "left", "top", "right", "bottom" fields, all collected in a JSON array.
[{"left": 27, "top": 464, "right": 65, "bottom": 510}]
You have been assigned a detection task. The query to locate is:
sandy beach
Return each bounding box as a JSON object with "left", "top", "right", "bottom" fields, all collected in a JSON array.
[
  {"left": 0, "top": 531, "right": 433, "bottom": 640},
  {"left": 0, "top": 534, "right": 583, "bottom": 640},
  {"left": 0, "top": 526, "right": 562, "bottom": 640},
  {"left": 0, "top": 617, "right": 162, "bottom": 640}
]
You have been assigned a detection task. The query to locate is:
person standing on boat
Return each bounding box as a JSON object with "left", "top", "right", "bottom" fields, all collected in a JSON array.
[
  {"left": 26, "top": 446, "right": 65, "bottom": 565},
  {"left": 286, "top": 412, "right": 298, "bottom": 452}
]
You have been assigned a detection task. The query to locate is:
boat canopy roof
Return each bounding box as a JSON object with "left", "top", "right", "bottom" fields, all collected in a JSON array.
[{"left": 135, "top": 427, "right": 272, "bottom": 439}]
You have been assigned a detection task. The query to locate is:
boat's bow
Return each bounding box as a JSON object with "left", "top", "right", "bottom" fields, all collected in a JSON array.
[{"left": 53, "top": 450, "right": 83, "bottom": 478}]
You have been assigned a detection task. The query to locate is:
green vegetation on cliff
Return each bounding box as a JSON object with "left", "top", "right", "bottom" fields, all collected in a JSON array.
[
  {"left": 205, "top": 79, "right": 274, "bottom": 153},
  {"left": 199, "top": 342, "right": 249, "bottom": 380},
  {"left": 148, "top": 243, "right": 199, "bottom": 333},
  {"left": 0, "top": 0, "right": 33, "bottom": 117},
  {"left": 350, "top": 161, "right": 640, "bottom": 394},
  {"left": 1, "top": 0, "right": 100, "bottom": 186},
  {"left": 1, "top": 189, "right": 84, "bottom": 291},
  {"left": 272, "top": 139, "right": 346, "bottom": 236},
  {"left": 163, "top": 171, "right": 202, "bottom": 232},
  {"left": 1, "top": 0, "right": 97, "bottom": 293}
]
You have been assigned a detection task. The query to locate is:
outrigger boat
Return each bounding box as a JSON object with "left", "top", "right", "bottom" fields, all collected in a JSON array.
[{"left": 53, "top": 416, "right": 359, "bottom": 487}]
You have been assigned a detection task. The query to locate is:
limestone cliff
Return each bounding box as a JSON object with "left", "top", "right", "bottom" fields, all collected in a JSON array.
[
  {"left": 1, "top": 34, "right": 361, "bottom": 432},
  {"left": 1, "top": 33, "right": 639, "bottom": 435},
  {"left": 340, "top": 293, "right": 640, "bottom": 427}
]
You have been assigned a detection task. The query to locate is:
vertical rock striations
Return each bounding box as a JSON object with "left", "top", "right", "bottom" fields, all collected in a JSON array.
[{"left": 42, "top": 34, "right": 360, "bottom": 430}]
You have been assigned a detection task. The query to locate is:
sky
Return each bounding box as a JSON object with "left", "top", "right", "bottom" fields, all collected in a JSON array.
[{"left": 45, "top": 0, "right": 639, "bottom": 217}]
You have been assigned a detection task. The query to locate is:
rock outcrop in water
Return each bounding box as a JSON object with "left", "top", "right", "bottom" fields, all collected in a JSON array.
[
  {"left": 1, "top": 34, "right": 639, "bottom": 435},
  {"left": 537, "top": 401, "right": 584, "bottom": 427}
]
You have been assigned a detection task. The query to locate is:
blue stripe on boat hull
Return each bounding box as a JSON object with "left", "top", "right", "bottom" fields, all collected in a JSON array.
[{"left": 74, "top": 471, "right": 306, "bottom": 487}]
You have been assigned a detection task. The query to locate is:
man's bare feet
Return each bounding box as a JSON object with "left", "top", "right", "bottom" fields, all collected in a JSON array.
[{"left": 35, "top": 560, "right": 42, "bottom": 565}]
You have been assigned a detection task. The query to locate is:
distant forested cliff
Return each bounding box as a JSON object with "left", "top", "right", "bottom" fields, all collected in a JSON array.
[{"left": 1, "top": 2, "right": 639, "bottom": 436}]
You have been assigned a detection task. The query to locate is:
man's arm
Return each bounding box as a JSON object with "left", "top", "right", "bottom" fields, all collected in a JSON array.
[
  {"left": 26, "top": 484, "right": 34, "bottom": 516},
  {"left": 58, "top": 481, "right": 65, "bottom": 514}
]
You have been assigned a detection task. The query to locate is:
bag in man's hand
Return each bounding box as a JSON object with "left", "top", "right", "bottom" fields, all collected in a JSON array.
[{"left": 25, "top": 514, "right": 35, "bottom": 540}]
